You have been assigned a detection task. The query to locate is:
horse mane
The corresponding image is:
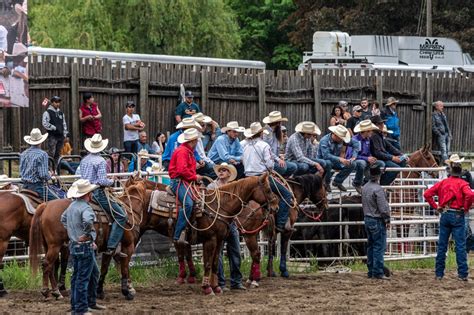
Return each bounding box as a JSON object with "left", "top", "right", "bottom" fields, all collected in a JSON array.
[{"left": 293, "top": 174, "right": 323, "bottom": 199}]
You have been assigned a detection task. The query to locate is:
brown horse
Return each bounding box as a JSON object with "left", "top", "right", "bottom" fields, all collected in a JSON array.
[{"left": 29, "top": 182, "right": 150, "bottom": 300}]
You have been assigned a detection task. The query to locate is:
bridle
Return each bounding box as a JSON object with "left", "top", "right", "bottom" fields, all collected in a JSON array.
[{"left": 406, "top": 150, "right": 438, "bottom": 178}]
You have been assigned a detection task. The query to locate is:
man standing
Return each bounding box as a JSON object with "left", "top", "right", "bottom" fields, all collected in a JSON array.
[
  {"left": 42, "top": 96, "right": 68, "bottom": 163},
  {"left": 61, "top": 179, "right": 106, "bottom": 314},
  {"left": 175, "top": 91, "right": 201, "bottom": 123},
  {"left": 432, "top": 101, "right": 451, "bottom": 164},
  {"left": 360, "top": 97, "right": 372, "bottom": 120},
  {"left": 424, "top": 157, "right": 474, "bottom": 281},
  {"left": 346, "top": 105, "right": 363, "bottom": 136},
  {"left": 362, "top": 166, "right": 390, "bottom": 280},
  {"left": 381, "top": 97, "right": 401, "bottom": 150},
  {"left": 122, "top": 101, "right": 144, "bottom": 153}
]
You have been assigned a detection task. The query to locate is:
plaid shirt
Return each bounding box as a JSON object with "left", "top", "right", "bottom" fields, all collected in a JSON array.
[
  {"left": 20, "top": 146, "right": 51, "bottom": 184},
  {"left": 285, "top": 132, "right": 316, "bottom": 166},
  {"left": 79, "top": 153, "right": 113, "bottom": 186}
]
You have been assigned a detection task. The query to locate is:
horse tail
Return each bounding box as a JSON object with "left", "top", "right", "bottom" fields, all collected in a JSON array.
[{"left": 29, "top": 202, "right": 46, "bottom": 276}]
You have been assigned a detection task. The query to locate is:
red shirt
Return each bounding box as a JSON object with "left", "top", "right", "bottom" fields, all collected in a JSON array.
[
  {"left": 80, "top": 103, "right": 102, "bottom": 137},
  {"left": 168, "top": 142, "right": 197, "bottom": 182},
  {"left": 424, "top": 176, "right": 474, "bottom": 212}
]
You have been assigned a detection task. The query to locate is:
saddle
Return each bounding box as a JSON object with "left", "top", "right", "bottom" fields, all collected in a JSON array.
[
  {"left": 149, "top": 189, "right": 202, "bottom": 219},
  {"left": 14, "top": 189, "right": 46, "bottom": 215}
]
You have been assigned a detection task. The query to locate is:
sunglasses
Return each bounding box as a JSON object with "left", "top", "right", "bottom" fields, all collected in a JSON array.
[{"left": 218, "top": 168, "right": 230, "bottom": 173}]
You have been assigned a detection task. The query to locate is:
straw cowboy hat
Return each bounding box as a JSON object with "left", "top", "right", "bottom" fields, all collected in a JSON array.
[
  {"left": 84, "top": 134, "right": 109, "bottom": 153},
  {"left": 295, "top": 121, "right": 321, "bottom": 136},
  {"left": 445, "top": 154, "right": 464, "bottom": 164},
  {"left": 354, "top": 119, "right": 379, "bottom": 133},
  {"left": 192, "top": 113, "right": 212, "bottom": 124},
  {"left": 385, "top": 97, "right": 399, "bottom": 106},
  {"left": 221, "top": 121, "right": 245, "bottom": 133},
  {"left": 137, "top": 149, "right": 150, "bottom": 159},
  {"left": 176, "top": 117, "right": 201, "bottom": 130},
  {"left": 244, "top": 122, "right": 265, "bottom": 138},
  {"left": 328, "top": 125, "right": 351, "bottom": 143},
  {"left": 67, "top": 179, "right": 99, "bottom": 199},
  {"left": 263, "top": 111, "right": 288, "bottom": 124},
  {"left": 382, "top": 124, "right": 393, "bottom": 134},
  {"left": 178, "top": 128, "right": 201, "bottom": 144},
  {"left": 24, "top": 128, "right": 48, "bottom": 145},
  {"left": 213, "top": 163, "right": 237, "bottom": 182},
  {"left": 0, "top": 174, "right": 11, "bottom": 189}
]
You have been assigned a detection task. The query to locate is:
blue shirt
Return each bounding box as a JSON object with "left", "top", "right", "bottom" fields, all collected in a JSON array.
[
  {"left": 317, "top": 133, "right": 360, "bottom": 163},
  {"left": 137, "top": 142, "right": 155, "bottom": 154},
  {"left": 79, "top": 153, "right": 114, "bottom": 186},
  {"left": 128, "top": 158, "right": 153, "bottom": 172},
  {"left": 175, "top": 101, "right": 201, "bottom": 119},
  {"left": 161, "top": 130, "right": 201, "bottom": 162},
  {"left": 61, "top": 199, "right": 97, "bottom": 242},
  {"left": 20, "top": 146, "right": 51, "bottom": 184},
  {"left": 208, "top": 134, "right": 243, "bottom": 164}
]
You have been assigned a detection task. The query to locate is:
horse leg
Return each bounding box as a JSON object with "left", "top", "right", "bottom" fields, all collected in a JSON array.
[
  {"left": 201, "top": 239, "right": 216, "bottom": 295},
  {"left": 96, "top": 253, "right": 113, "bottom": 300},
  {"left": 58, "top": 246, "right": 69, "bottom": 296},
  {"left": 43, "top": 245, "right": 63, "bottom": 300},
  {"left": 185, "top": 244, "right": 196, "bottom": 284},
  {"left": 267, "top": 235, "right": 276, "bottom": 277},
  {"left": 243, "top": 235, "right": 261, "bottom": 288},
  {"left": 0, "top": 239, "right": 9, "bottom": 297},
  {"left": 174, "top": 242, "right": 187, "bottom": 285},
  {"left": 119, "top": 244, "right": 135, "bottom": 300},
  {"left": 211, "top": 237, "right": 222, "bottom": 295},
  {"left": 279, "top": 231, "right": 292, "bottom": 278}
]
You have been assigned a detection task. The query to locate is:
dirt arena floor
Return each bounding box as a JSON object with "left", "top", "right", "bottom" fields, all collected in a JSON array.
[{"left": 0, "top": 269, "right": 473, "bottom": 313}]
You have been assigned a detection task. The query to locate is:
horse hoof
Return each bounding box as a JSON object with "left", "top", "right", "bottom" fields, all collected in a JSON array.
[
  {"left": 125, "top": 293, "right": 135, "bottom": 301},
  {"left": 187, "top": 276, "right": 196, "bottom": 284},
  {"left": 40, "top": 288, "right": 50, "bottom": 298},
  {"left": 250, "top": 280, "right": 259, "bottom": 288},
  {"left": 59, "top": 289, "right": 69, "bottom": 297},
  {"left": 267, "top": 271, "right": 276, "bottom": 277},
  {"left": 176, "top": 277, "right": 186, "bottom": 285},
  {"left": 202, "top": 286, "right": 214, "bottom": 295},
  {"left": 280, "top": 270, "right": 290, "bottom": 278},
  {"left": 128, "top": 286, "right": 136, "bottom": 296},
  {"left": 212, "top": 286, "right": 222, "bottom": 295},
  {"left": 0, "top": 290, "right": 7, "bottom": 297},
  {"left": 97, "top": 291, "right": 105, "bottom": 300}
]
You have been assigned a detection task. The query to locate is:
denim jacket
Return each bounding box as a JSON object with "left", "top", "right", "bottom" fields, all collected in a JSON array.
[
  {"left": 432, "top": 111, "right": 451, "bottom": 138},
  {"left": 317, "top": 133, "right": 360, "bottom": 163}
]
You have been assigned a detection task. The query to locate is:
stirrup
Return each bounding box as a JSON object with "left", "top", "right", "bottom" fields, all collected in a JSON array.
[{"left": 174, "top": 231, "right": 189, "bottom": 245}]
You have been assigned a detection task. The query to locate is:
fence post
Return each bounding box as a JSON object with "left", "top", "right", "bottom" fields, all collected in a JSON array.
[
  {"left": 258, "top": 72, "right": 266, "bottom": 119},
  {"left": 139, "top": 66, "right": 149, "bottom": 127},
  {"left": 70, "top": 62, "right": 80, "bottom": 153},
  {"left": 312, "top": 70, "right": 322, "bottom": 127},
  {"left": 10, "top": 107, "right": 20, "bottom": 152},
  {"left": 376, "top": 73, "right": 383, "bottom": 106},
  {"left": 0, "top": 108, "right": 3, "bottom": 172},
  {"left": 201, "top": 68, "right": 208, "bottom": 112},
  {"left": 425, "top": 74, "right": 433, "bottom": 146}
]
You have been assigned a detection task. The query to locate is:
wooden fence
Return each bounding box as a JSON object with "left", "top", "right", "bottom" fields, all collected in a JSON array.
[{"left": 2, "top": 55, "right": 474, "bottom": 156}]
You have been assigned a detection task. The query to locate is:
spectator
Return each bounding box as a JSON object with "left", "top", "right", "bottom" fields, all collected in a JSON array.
[
  {"left": 381, "top": 97, "right": 401, "bottom": 150},
  {"left": 0, "top": 174, "right": 18, "bottom": 192},
  {"left": 42, "top": 96, "right": 68, "bottom": 163},
  {"left": 338, "top": 100, "right": 352, "bottom": 120},
  {"left": 329, "top": 105, "right": 346, "bottom": 126},
  {"left": 128, "top": 149, "right": 153, "bottom": 172},
  {"left": 360, "top": 97, "right": 372, "bottom": 120},
  {"left": 151, "top": 132, "right": 167, "bottom": 155},
  {"left": 432, "top": 101, "right": 451, "bottom": 164},
  {"left": 137, "top": 131, "right": 155, "bottom": 154},
  {"left": 79, "top": 93, "right": 102, "bottom": 139},
  {"left": 279, "top": 125, "right": 288, "bottom": 155},
  {"left": 193, "top": 112, "right": 221, "bottom": 150},
  {"left": 193, "top": 115, "right": 217, "bottom": 179},
  {"left": 371, "top": 101, "right": 381, "bottom": 117},
  {"left": 59, "top": 136, "right": 79, "bottom": 175},
  {"left": 122, "top": 101, "right": 144, "bottom": 153},
  {"left": 106, "top": 147, "right": 126, "bottom": 173},
  {"left": 175, "top": 91, "right": 201, "bottom": 123},
  {"left": 346, "top": 105, "right": 363, "bottom": 135}
]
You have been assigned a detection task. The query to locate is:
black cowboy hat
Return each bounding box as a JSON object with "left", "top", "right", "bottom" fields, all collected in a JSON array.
[{"left": 370, "top": 115, "right": 387, "bottom": 125}]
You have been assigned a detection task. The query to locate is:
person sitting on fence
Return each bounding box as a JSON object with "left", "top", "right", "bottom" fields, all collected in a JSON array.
[
  {"left": 122, "top": 100, "right": 144, "bottom": 154},
  {"left": 106, "top": 147, "right": 127, "bottom": 173},
  {"left": 346, "top": 105, "right": 363, "bottom": 136},
  {"left": 128, "top": 149, "right": 153, "bottom": 172},
  {"left": 381, "top": 97, "right": 401, "bottom": 150},
  {"left": 20, "top": 128, "right": 64, "bottom": 201},
  {"left": 242, "top": 122, "right": 294, "bottom": 232},
  {"left": 263, "top": 111, "right": 297, "bottom": 177},
  {"left": 370, "top": 115, "right": 407, "bottom": 186},
  {"left": 424, "top": 157, "right": 474, "bottom": 281},
  {"left": 42, "top": 96, "right": 68, "bottom": 164},
  {"left": 339, "top": 100, "right": 352, "bottom": 120},
  {"left": 169, "top": 128, "right": 203, "bottom": 245},
  {"left": 317, "top": 124, "right": 363, "bottom": 192},
  {"left": 346, "top": 120, "right": 385, "bottom": 193},
  {"left": 432, "top": 101, "right": 452, "bottom": 164},
  {"left": 360, "top": 97, "right": 372, "bottom": 120},
  {"left": 59, "top": 135, "right": 79, "bottom": 175},
  {"left": 208, "top": 121, "right": 246, "bottom": 179},
  {"left": 79, "top": 134, "right": 127, "bottom": 257},
  {"left": 285, "top": 121, "right": 326, "bottom": 178},
  {"left": 193, "top": 112, "right": 221, "bottom": 151},
  {"left": 161, "top": 117, "right": 202, "bottom": 170},
  {"left": 137, "top": 131, "right": 155, "bottom": 154},
  {"left": 0, "top": 174, "right": 18, "bottom": 191},
  {"left": 151, "top": 132, "right": 167, "bottom": 155},
  {"left": 329, "top": 105, "right": 346, "bottom": 126},
  {"left": 193, "top": 119, "right": 217, "bottom": 180},
  {"left": 207, "top": 163, "right": 245, "bottom": 291},
  {"left": 79, "top": 92, "right": 102, "bottom": 140},
  {"left": 175, "top": 91, "right": 201, "bottom": 123}
]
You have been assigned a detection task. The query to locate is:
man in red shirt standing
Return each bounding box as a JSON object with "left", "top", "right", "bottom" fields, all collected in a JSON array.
[
  {"left": 424, "top": 155, "right": 474, "bottom": 281},
  {"left": 169, "top": 128, "right": 202, "bottom": 244}
]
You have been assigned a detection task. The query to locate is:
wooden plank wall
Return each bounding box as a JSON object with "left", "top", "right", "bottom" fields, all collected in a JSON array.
[{"left": 4, "top": 56, "right": 473, "bottom": 154}]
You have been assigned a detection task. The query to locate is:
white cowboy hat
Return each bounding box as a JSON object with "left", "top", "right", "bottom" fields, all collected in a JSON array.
[
  {"left": 295, "top": 121, "right": 321, "bottom": 136},
  {"left": 176, "top": 117, "right": 201, "bottom": 130},
  {"left": 262, "top": 111, "right": 288, "bottom": 124},
  {"left": 213, "top": 163, "right": 237, "bottom": 182},
  {"left": 192, "top": 112, "right": 213, "bottom": 124},
  {"left": 221, "top": 121, "right": 245, "bottom": 133},
  {"left": 385, "top": 96, "right": 399, "bottom": 106},
  {"left": 178, "top": 128, "right": 201, "bottom": 144},
  {"left": 24, "top": 128, "right": 48, "bottom": 145},
  {"left": 445, "top": 154, "right": 464, "bottom": 164},
  {"left": 382, "top": 124, "right": 393, "bottom": 134},
  {"left": 353, "top": 119, "right": 379, "bottom": 133},
  {"left": 67, "top": 179, "right": 99, "bottom": 199},
  {"left": 328, "top": 125, "right": 351, "bottom": 143},
  {"left": 137, "top": 149, "right": 150, "bottom": 159},
  {"left": 84, "top": 134, "right": 109, "bottom": 153},
  {"left": 243, "top": 122, "right": 265, "bottom": 138},
  {"left": 0, "top": 174, "right": 11, "bottom": 189}
]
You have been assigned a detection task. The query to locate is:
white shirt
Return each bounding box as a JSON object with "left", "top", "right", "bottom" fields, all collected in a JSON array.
[
  {"left": 242, "top": 138, "right": 273, "bottom": 176},
  {"left": 196, "top": 137, "right": 214, "bottom": 165},
  {"left": 123, "top": 114, "right": 141, "bottom": 141}
]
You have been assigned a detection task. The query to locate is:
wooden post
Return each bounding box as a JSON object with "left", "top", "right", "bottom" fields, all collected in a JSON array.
[
  {"left": 425, "top": 74, "right": 433, "bottom": 146},
  {"left": 70, "top": 62, "right": 80, "bottom": 153},
  {"left": 0, "top": 108, "right": 3, "bottom": 172},
  {"left": 426, "top": 0, "right": 432, "bottom": 36},
  {"left": 258, "top": 72, "right": 266, "bottom": 119},
  {"left": 200, "top": 68, "right": 208, "bottom": 112},
  {"left": 312, "top": 70, "right": 322, "bottom": 127},
  {"left": 376, "top": 73, "right": 383, "bottom": 106},
  {"left": 11, "top": 108, "right": 20, "bottom": 152},
  {"left": 139, "top": 66, "right": 149, "bottom": 126}
]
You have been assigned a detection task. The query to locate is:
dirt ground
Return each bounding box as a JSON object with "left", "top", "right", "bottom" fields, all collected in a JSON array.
[{"left": 0, "top": 270, "right": 473, "bottom": 313}]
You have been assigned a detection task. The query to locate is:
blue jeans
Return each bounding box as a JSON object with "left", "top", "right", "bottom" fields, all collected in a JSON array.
[
  {"left": 323, "top": 160, "right": 356, "bottom": 185},
  {"left": 273, "top": 160, "right": 297, "bottom": 177},
  {"left": 435, "top": 134, "right": 450, "bottom": 164},
  {"left": 291, "top": 159, "right": 329, "bottom": 176},
  {"left": 23, "top": 182, "right": 62, "bottom": 201},
  {"left": 269, "top": 176, "right": 292, "bottom": 228},
  {"left": 364, "top": 216, "right": 387, "bottom": 278},
  {"left": 436, "top": 211, "right": 468, "bottom": 278},
  {"left": 170, "top": 179, "right": 194, "bottom": 240},
  {"left": 92, "top": 188, "right": 128, "bottom": 249},
  {"left": 197, "top": 162, "right": 217, "bottom": 179},
  {"left": 217, "top": 223, "right": 242, "bottom": 288},
  {"left": 380, "top": 160, "right": 406, "bottom": 186},
  {"left": 123, "top": 140, "right": 139, "bottom": 153},
  {"left": 70, "top": 242, "right": 96, "bottom": 314}
]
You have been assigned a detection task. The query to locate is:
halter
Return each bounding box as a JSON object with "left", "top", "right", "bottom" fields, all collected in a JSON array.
[{"left": 404, "top": 149, "right": 438, "bottom": 178}]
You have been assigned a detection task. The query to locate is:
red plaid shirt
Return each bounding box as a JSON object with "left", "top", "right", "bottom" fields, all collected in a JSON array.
[{"left": 424, "top": 176, "right": 474, "bottom": 212}]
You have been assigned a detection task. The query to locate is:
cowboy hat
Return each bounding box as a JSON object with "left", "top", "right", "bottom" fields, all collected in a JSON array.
[
  {"left": 244, "top": 122, "right": 265, "bottom": 138},
  {"left": 176, "top": 117, "right": 201, "bottom": 130},
  {"left": 192, "top": 112, "right": 212, "bottom": 124},
  {"left": 370, "top": 115, "right": 387, "bottom": 125},
  {"left": 67, "top": 179, "right": 99, "bottom": 199},
  {"left": 137, "top": 149, "right": 150, "bottom": 159},
  {"left": 386, "top": 97, "right": 399, "bottom": 106},
  {"left": 262, "top": 111, "right": 288, "bottom": 124},
  {"left": 328, "top": 125, "right": 351, "bottom": 143},
  {"left": 213, "top": 163, "right": 237, "bottom": 182},
  {"left": 178, "top": 128, "right": 201, "bottom": 144},
  {"left": 24, "top": 128, "right": 48, "bottom": 145},
  {"left": 0, "top": 174, "right": 11, "bottom": 189},
  {"left": 382, "top": 124, "right": 393, "bottom": 134},
  {"left": 295, "top": 121, "right": 321, "bottom": 136},
  {"left": 354, "top": 120, "right": 379, "bottom": 133},
  {"left": 445, "top": 154, "right": 465, "bottom": 164},
  {"left": 221, "top": 121, "right": 245, "bottom": 133},
  {"left": 84, "top": 134, "right": 109, "bottom": 153}
]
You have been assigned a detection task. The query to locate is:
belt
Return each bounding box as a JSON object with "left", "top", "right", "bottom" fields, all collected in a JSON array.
[{"left": 446, "top": 209, "right": 464, "bottom": 213}]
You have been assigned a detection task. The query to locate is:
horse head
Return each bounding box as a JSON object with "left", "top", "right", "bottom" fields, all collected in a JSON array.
[
  {"left": 292, "top": 174, "right": 328, "bottom": 211},
  {"left": 408, "top": 144, "right": 439, "bottom": 177}
]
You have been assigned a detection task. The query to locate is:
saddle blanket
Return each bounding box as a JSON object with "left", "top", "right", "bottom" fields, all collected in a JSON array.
[{"left": 12, "top": 192, "right": 37, "bottom": 215}]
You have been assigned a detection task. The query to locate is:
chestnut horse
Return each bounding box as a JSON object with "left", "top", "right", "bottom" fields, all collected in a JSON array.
[{"left": 29, "top": 182, "right": 149, "bottom": 300}]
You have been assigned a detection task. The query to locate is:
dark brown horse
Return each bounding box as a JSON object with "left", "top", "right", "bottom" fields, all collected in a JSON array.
[{"left": 29, "top": 182, "right": 150, "bottom": 300}]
